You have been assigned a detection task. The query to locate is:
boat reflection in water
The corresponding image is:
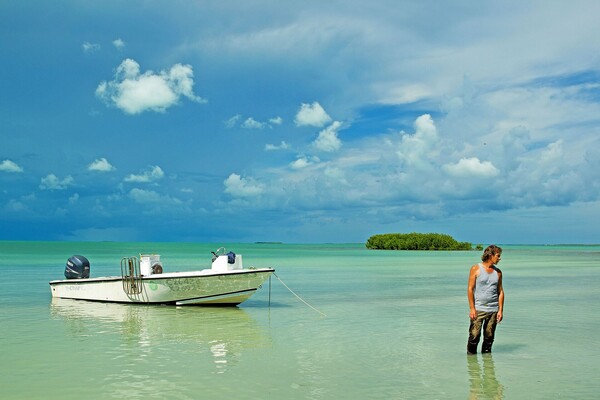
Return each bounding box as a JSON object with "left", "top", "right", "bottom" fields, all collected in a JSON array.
[{"left": 50, "top": 298, "right": 272, "bottom": 376}]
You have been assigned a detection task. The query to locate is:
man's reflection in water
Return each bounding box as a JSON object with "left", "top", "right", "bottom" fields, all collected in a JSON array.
[{"left": 467, "top": 354, "right": 504, "bottom": 399}]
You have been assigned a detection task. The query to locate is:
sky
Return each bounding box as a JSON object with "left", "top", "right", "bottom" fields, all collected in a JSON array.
[{"left": 2, "top": 1, "right": 600, "bottom": 244}]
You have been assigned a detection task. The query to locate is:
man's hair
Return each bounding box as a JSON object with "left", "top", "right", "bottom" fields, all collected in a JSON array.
[{"left": 481, "top": 245, "right": 502, "bottom": 262}]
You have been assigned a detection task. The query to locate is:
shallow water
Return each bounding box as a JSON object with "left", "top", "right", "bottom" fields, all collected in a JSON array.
[{"left": 1, "top": 242, "right": 599, "bottom": 399}]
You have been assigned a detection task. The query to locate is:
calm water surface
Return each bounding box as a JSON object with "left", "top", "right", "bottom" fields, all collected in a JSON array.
[{"left": 1, "top": 242, "right": 599, "bottom": 399}]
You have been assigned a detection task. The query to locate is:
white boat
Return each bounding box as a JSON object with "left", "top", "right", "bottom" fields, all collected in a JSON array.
[{"left": 49, "top": 248, "right": 274, "bottom": 306}]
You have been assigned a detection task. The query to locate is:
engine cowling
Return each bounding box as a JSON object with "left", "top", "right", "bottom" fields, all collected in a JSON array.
[{"left": 65, "top": 255, "right": 90, "bottom": 279}]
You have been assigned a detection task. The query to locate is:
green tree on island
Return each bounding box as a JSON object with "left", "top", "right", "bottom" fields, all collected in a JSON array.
[{"left": 366, "top": 233, "right": 474, "bottom": 250}]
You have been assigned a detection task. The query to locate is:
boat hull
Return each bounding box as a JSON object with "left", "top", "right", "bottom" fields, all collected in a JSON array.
[{"left": 49, "top": 268, "right": 274, "bottom": 306}]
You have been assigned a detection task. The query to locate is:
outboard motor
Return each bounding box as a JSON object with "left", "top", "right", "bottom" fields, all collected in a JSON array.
[
  {"left": 227, "top": 251, "right": 236, "bottom": 264},
  {"left": 65, "top": 255, "right": 90, "bottom": 279}
]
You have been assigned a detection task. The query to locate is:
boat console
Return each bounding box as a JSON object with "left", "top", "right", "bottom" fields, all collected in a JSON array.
[
  {"left": 211, "top": 248, "right": 243, "bottom": 272},
  {"left": 140, "top": 254, "right": 163, "bottom": 276}
]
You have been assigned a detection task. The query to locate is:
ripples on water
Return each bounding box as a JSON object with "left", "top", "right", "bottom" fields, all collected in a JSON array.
[{"left": 1, "top": 242, "right": 599, "bottom": 399}]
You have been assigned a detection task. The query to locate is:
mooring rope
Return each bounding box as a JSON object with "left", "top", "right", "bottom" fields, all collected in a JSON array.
[{"left": 273, "top": 272, "right": 326, "bottom": 317}]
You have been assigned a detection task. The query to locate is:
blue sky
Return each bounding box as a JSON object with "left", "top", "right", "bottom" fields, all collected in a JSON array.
[{"left": 2, "top": 1, "right": 600, "bottom": 244}]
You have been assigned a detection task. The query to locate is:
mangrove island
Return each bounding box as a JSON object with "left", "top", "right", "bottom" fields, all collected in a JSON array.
[{"left": 366, "top": 232, "right": 477, "bottom": 250}]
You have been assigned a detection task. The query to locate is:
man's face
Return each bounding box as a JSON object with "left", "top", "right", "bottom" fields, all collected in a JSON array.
[{"left": 493, "top": 253, "right": 502, "bottom": 264}]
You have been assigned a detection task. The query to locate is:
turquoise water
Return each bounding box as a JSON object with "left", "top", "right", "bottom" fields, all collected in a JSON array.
[{"left": 1, "top": 242, "right": 599, "bottom": 399}]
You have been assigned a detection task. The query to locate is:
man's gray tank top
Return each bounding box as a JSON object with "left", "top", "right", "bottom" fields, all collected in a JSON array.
[{"left": 474, "top": 263, "right": 499, "bottom": 312}]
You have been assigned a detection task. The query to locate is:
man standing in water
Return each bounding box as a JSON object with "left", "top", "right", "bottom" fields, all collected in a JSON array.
[{"left": 467, "top": 245, "right": 504, "bottom": 354}]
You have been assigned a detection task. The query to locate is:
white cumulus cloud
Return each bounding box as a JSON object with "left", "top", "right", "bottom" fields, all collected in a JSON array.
[
  {"left": 443, "top": 157, "right": 499, "bottom": 178},
  {"left": 224, "top": 173, "right": 264, "bottom": 197},
  {"left": 290, "top": 157, "right": 313, "bottom": 170},
  {"left": 82, "top": 41, "right": 100, "bottom": 53},
  {"left": 96, "top": 58, "right": 205, "bottom": 114},
  {"left": 265, "top": 141, "right": 290, "bottom": 151},
  {"left": 124, "top": 166, "right": 164, "bottom": 183},
  {"left": 313, "top": 121, "right": 342, "bottom": 152},
  {"left": 128, "top": 188, "right": 183, "bottom": 206},
  {"left": 269, "top": 116, "right": 283, "bottom": 125},
  {"left": 40, "top": 174, "right": 74, "bottom": 190},
  {"left": 242, "top": 117, "right": 265, "bottom": 129},
  {"left": 128, "top": 188, "right": 162, "bottom": 203},
  {"left": 228, "top": 115, "right": 284, "bottom": 129},
  {"left": 295, "top": 102, "right": 332, "bottom": 127},
  {"left": 0, "top": 160, "right": 23, "bottom": 173},
  {"left": 112, "top": 38, "right": 125, "bottom": 50},
  {"left": 396, "top": 114, "right": 440, "bottom": 170},
  {"left": 88, "top": 158, "right": 116, "bottom": 172}
]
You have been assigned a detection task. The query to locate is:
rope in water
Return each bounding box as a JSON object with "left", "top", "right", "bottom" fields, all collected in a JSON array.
[{"left": 273, "top": 272, "right": 326, "bottom": 317}]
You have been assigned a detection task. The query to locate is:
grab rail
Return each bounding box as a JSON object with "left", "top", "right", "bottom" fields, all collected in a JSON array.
[{"left": 120, "top": 257, "right": 142, "bottom": 295}]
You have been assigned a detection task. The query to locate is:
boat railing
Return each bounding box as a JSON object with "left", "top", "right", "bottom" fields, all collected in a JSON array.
[{"left": 120, "top": 257, "right": 143, "bottom": 295}]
